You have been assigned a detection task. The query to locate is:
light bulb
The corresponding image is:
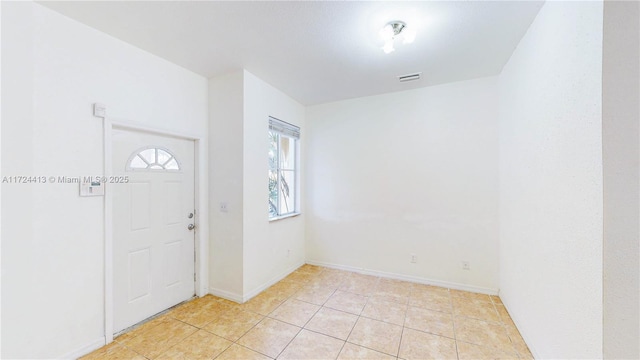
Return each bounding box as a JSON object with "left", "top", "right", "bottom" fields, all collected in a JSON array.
[
  {"left": 402, "top": 27, "right": 416, "bottom": 44},
  {"left": 382, "top": 40, "right": 395, "bottom": 54}
]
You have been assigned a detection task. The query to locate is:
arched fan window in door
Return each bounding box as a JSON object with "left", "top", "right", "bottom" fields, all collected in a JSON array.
[{"left": 126, "top": 146, "right": 181, "bottom": 171}]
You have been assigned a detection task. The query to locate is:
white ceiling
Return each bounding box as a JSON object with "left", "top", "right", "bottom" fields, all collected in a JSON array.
[{"left": 40, "top": 1, "right": 544, "bottom": 105}]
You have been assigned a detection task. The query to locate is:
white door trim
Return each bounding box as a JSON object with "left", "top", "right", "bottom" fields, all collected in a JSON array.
[{"left": 103, "top": 117, "right": 208, "bottom": 344}]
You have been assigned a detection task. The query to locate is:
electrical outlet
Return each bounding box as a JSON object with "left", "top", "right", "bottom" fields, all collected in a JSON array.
[
  {"left": 462, "top": 261, "right": 470, "bottom": 270},
  {"left": 411, "top": 254, "right": 417, "bottom": 263},
  {"left": 219, "top": 202, "right": 228, "bottom": 212}
]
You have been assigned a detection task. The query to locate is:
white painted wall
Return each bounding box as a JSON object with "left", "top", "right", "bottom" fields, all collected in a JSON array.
[
  {"left": 498, "top": 2, "right": 603, "bottom": 358},
  {"left": 208, "top": 70, "right": 306, "bottom": 301},
  {"left": 0, "top": 1, "right": 3, "bottom": 356},
  {"left": 305, "top": 77, "right": 499, "bottom": 293},
  {"left": 209, "top": 72, "right": 245, "bottom": 300},
  {"left": 243, "top": 71, "right": 305, "bottom": 297},
  {"left": 602, "top": 2, "right": 640, "bottom": 358},
  {"left": 1, "top": 2, "right": 208, "bottom": 358}
]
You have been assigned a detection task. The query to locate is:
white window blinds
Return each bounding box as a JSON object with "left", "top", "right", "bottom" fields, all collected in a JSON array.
[{"left": 269, "top": 116, "right": 300, "bottom": 139}]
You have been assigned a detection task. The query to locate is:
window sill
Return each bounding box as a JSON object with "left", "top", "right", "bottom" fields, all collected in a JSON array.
[{"left": 269, "top": 212, "right": 301, "bottom": 222}]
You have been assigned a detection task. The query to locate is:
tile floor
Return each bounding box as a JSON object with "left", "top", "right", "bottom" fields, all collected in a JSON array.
[{"left": 82, "top": 265, "right": 533, "bottom": 360}]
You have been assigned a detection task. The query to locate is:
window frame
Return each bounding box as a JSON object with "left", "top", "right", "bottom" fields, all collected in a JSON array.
[
  {"left": 125, "top": 145, "right": 182, "bottom": 172},
  {"left": 269, "top": 117, "right": 300, "bottom": 221}
]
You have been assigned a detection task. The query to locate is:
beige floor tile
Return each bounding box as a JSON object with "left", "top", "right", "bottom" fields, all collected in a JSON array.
[
  {"left": 120, "top": 318, "right": 199, "bottom": 359},
  {"left": 279, "top": 329, "right": 345, "bottom": 360},
  {"left": 412, "top": 284, "right": 450, "bottom": 298},
  {"left": 452, "top": 297, "right": 501, "bottom": 323},
  {"left": 339, "top": 274, "right": 380, "bottom": 296},
  {"left": 495, "top": 305, "right": 517, "bottom": 327},
  {"left": 505, "top": 324, "right": 533, "bottom": 358},
  {"left": 80, "top": 341, "right": 146, "bottom": 360},
  {"left": 237, "top": 318, "right": 301, "bottom": 358},
  {"left": 337, "top": 343, "right": 396, "bottom": 360},
  {"left": 457, "top": 341, "right": 518, "bottom": 360},
  {"left": 187, "top": 294, "right": 219, "bottom": 307},
  {"left": 455, "top": 317, "right": 515, "bottom": 354},
  {"left": 349, "top": 273, "right": 380, "bottom": 282},
  {"left": 296, "top": 264, "right": 325, "bottom": 275},
  {"left": 491, "top": 295, "right": 503, "bottom": 305},
  {"left": 520, "top": 351, "right": 535, "bottom": 360},
  {"left": 294, "top": 285, "right": 337, "bottom": 305},
  {"left": 373, "top": 279, "right": 412, "bottom": 304},
  {"left": 166, "top": 301, "right": 200, "bottom": 322},
  {"left": 114, "top": 314, "right": 173, "bottom": 343},
  {"left": 450, "top": 290, "right": 492, "bottom": 303},
  {"left": 305, "top": 307, "right": 359, "bottom": 340},
  {"left": 242, "top": 292, "right": 285, "bottom": 316},
  {"left": 263, "top": 281, "right": 303, "bottom": 300},
  {"left": 404, "top": 306, "right": 454, "bottom": 338},
  {"left": 347, "top": 317, "right": 403, "bottom": 356},
  {"left": 307, "top": 268, "right": 349, "bottom": 287},
  {"left": 216, "top": 297, "right": 244, "bottom": 310},
  {"left": 167, "top": 295, "right": 233, "bottom": 328},
  {"left": 156, "top": 330, "right": 232, "bottom": 360},
  {"left": 202, "top": 308, "right": 264, "bottom": 341},
  {"left": 215, "top": 344, "right": 272, "bottom": 360},
  {"left": 398, "top": 328, "right": 457, "bottom": 360},
  {"left": 323, "top": 268, "right": 352, "bottom": 276},
  {"left": 268, "top": 299, "right": 320, "bottom": 327},
  {"left": 408, "top": 291, "right": 452, "bottom": 313},
  {"left": 179, "top": 301, "right": 233, "bottom": 328},
  {"left": 283, "top": 271, "right": 315, "bottom": 284},
  {"left": 325, "top": 290, "right": 369, "bottom": 315},
  {"left": 84, "top": 266, "right": 532, "bottom": 360},
  {"left": 361, "top": 297, "right": 407, "bottom": 326},
  {"left": 169, "top": 296, "right": 218, "bottom": 321}
]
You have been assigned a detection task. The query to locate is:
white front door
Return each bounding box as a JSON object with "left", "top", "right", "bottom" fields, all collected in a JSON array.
[{"left": 112, "top": 129, "right": 196, "bottom": 333}]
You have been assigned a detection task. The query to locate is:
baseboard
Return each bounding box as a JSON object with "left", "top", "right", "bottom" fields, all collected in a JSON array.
[
  {"left": 242, "top": 260, "right": 305, "bottom": 302},
  {"left": 208, "top": 287, "right": 244, "bottom": 303},
  {"left": 209, "top": 261, "right": 305, "bottom": 303},
  {"left": 306, "top": 259, "right": 499, "bottom": 295},
  {"left": 59, "top": 336, "right": 105, "bottom": 360}
]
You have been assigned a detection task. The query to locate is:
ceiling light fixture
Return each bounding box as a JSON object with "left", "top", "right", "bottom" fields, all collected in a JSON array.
[{"left": 380, "top": 20, "right": 416, "bottom": 54}]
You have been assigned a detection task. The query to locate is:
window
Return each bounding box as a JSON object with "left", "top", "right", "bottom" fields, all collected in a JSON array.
[
  {"left": 127, "top": 146, "right": 181, "bottom": 171},
  {"left": 268, "top": 117, "right": 300, "bottom": 219}
]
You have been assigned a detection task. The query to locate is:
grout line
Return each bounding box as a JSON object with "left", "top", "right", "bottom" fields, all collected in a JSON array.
[
  {"left": 342, "top": 292, "right": 373, "bottom": 356},
  {"left": 397, "top": 327, "right": 406, "bottom": 359},
  {"left": 490, "top": 295, "right": 522, "bottom": 359},
  {"left": 258, "top": 270, "right": 319, "bottom": 359},
  {"left": 448, "top": 290, "right": 461, "bottom": 360},
  {"left": 93, "top": 265, "right": 508, "bottom": 360},
  {"left": 233, "top": 342, "right": 274, "bottom": 359},
  {"left": 273, "top": 324, "right": 303, "bottom": 359},
  {"left": 302, "top": 327, "right": 349, "bottom": 344},
  {"left": 344, "top": 339, "right": 401, "bottom": 358}
]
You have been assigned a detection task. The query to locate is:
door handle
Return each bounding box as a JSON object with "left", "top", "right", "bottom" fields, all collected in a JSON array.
[{"left": 188, "top": 224, "right": 195, "bottom": 231}]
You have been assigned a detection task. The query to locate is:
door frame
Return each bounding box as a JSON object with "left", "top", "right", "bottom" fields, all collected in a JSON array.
[{"left": 103, "top": 117, "right": 208, "bottom": 344}]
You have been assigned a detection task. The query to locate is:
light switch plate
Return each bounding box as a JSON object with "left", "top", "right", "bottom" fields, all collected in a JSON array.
[{"left": 93, "top": 103, "right": 106, "bottom": 118}]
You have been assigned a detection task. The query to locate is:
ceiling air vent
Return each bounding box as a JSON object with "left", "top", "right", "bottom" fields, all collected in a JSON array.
[{"left": 398, "top": 72, "right": 422, "bottom": 82}]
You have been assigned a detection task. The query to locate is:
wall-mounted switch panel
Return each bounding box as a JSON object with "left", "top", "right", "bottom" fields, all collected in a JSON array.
[{"left": 80, "top": 180, "right": 104, "bottom": 197}]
